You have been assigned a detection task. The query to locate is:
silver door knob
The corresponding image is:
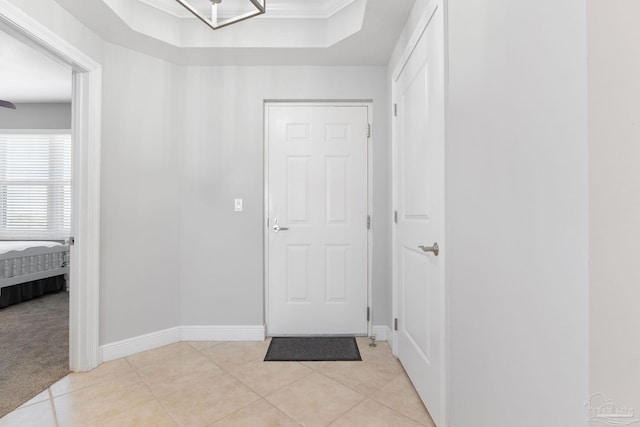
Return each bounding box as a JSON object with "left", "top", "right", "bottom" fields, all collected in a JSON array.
[
  {"left": 273, "top": 224, "right": 289, "bottom": 232},
  {"left": 419, "top": 242, "right": 439, "bottom": 256},
  {"left": 273, "top": 218, "right": 289, "bottom": 233}
]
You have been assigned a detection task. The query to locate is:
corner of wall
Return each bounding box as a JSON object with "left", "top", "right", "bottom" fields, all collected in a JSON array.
[{"left": 100, "top": 325, "right": 266, "bottom": 362}]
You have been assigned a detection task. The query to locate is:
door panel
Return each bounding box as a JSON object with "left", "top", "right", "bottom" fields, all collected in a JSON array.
[
  {"left": 326, "top": 245, "right": 349, "bottom": 302},
  {"left": 267, "top": 104, "right": 369, "bottom": 336},
  {"left": 326, "top": 157, "right": 349, "bottom": 224},
  {"left": 286, "top": 157, "right": 310, "bottom": 222},
  {"left": 286, "top": 245, "right": 310, "bottom": 302},
  {"left": 394, "top": 4, "right": 446, "bottom": 426},
  {"left": 402, "top": 247, "right": 431, "bottom": 359},
  {"left": 402, "top": 68, "right": 431, "bottom": 218}
]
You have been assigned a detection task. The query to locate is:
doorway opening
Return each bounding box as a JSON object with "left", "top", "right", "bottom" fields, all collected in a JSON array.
[
  {"left": 0, "top": 31, "right": 73, "bottom": 410},
  {"left": 0, "top": 2, "right": 102, "bottom": 374}
]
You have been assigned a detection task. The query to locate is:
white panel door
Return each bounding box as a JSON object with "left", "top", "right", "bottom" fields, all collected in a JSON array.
[
  {"left": 267, "top": 104, "right": 369, "bottom": 336},
  {"left": 393, "top": 4, "right": 446, "bottom": 427}
]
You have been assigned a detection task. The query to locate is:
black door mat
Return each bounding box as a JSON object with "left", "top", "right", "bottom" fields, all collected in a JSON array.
[{"left": 264, "top": 337, "right": 362, "bottom": 362}]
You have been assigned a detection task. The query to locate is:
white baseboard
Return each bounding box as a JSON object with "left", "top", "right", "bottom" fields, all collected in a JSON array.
[
  {"left": 100, "top": 325, "right": 265, "bottom": 362},
  {"left": 181, "top": 325, "right": 265, "bottom": 342},
  {"left": 101, "top": 327, "right": 181, "bottom": 363},
  {"left": 371, "top": 325, "right": 391, "bottom": 342}
]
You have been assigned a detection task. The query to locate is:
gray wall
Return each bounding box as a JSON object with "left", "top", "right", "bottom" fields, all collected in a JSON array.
[
  {"left": 177, "top": 65, "right": 391, "bottom": 328},
  {"left": 99, "top": 57, "right": 392, "bottom": 342},
  {"left": 589, "top": 0, "right": 640, "bottom": 416},
  {"left": 0, "top": 103, "right": 71, "bottom": 129},
  {"left": 100, "top": 43, "right": 181, "bottom": 345}
]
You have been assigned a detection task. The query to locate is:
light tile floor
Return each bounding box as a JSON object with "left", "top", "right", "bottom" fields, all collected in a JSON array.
[{"left": 0, "top": 337, "right": 435, "bottom": 427}]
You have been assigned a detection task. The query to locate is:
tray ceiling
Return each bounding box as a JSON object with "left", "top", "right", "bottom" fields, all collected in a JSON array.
[
  {"left": 139, "top": 0, "right": 357, "bottom": 19},
  {"left": 54, "top": 0, "right": 416, "bottom": 65}
]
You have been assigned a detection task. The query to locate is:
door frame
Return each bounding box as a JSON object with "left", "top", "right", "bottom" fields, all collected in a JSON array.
[
  {"left": 263, "top": 100, "right": 374, "bottom": 337},
  {"left": 0, "top": 3, "right": 102, "bottom": 371},
  {"left": 391, "top": 0, "right": 448, "bottom": 420}
]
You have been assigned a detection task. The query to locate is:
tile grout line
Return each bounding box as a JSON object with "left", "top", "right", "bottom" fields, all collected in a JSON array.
[
  {"left": 130, "top": 341, "right": 267, "bottom": 425},
  {"left": 48, "top": 359, "right": 138, "bottom": 401},
  {"left": 310, "top": 362, "right": 370, "bottom": 426},
  {"left": 195, "top": 340, "right": 306, "bottom": 425},
  {"left": 227, "top": 359, "right": 317, "bottom": 400},
  {"left": 78, "top": 362, "right": 159, "bottom": 427},
  {"left": 319, "top": 342, "right": 426, "bottom": 425},
  {"left": 370, "top": 382, "right": 432, "bottom": 426},
  {"left": 324, "top": 394, "right": 368, "bottom": 427},
  {"left": 124, "top": 355, "right": 185, "bottom": 427},
  {"left": 198, "top": 342, "right": 268, "bottom": 425},
  {"left": 256, "top": 398, "right": 302, "bottom": 427},
  {"left": 261, "top": 369, "right": 367, "bottom": 426},
  {"left": 1, "top": 340, "right": 431, "bottom": 426},
  {"left": 48, "top": 387, "right": 60, "bottom": 427},
  {"left": 203, "top": 397, "right": 299, "bottom": 427},
  {"left": 313, "top": 359, "right": 397, "bottom": 398},
  {"left": 373, "top": 398, "right": 432, "bottom": 426}
]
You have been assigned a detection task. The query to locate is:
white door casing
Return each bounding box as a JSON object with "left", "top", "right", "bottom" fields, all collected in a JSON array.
[
  {"left": 266, "top": 103, "right": 369, "bottom": 336},
  {"left": 392, "top": 3, "right": 446, "bottom": 426},
  {"left": 0, "top": 3, "right": 102, "bottom": 371}
]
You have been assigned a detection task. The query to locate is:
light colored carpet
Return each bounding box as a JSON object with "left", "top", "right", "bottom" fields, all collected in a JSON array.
[{"left": 0, "top": 291, "right": 69, "bottom": 418}]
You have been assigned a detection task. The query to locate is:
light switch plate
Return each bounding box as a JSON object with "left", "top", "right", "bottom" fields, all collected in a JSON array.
[{"left": 234, "top": 198, "right": 243, "bottom": 212}]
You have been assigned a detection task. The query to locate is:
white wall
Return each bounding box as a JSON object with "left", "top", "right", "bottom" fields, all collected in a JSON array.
[
  {"left": 0, "top": 103, "right": 71, "bottom": 129},
  {"left": 589, "top": 0, "right": 640, "bottom": 416},
  {"left": 177, "top": 66, "right": 391, "bottom": 328},
  {"left": 445, "top": 1, "right": 589, "bottom": 426},
  {"left": 99, "top": 43, "right": 181, "bottom": 345},
  {"left": 390, "top": 0, "right": 589, "bottom": 425}
]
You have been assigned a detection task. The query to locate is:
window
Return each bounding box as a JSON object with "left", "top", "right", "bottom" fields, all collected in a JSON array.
[{"left": 0, "top": 133, "right": 72, "bottom": 239}]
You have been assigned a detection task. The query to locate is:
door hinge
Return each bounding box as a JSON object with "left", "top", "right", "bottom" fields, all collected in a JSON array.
[
  {"left": 367, "top": 215, "right": 371, "bottom": 230},
  {"left": 367, "top": 307, "right": 370, "bottom": 322},
  {"left": 394, "top": 210, "right": 398, "bottom": 224},
  {"left": 367, "top": 123, "right": 371, "bottom": 138},
  {"left": 394, "top": 318, "right": 398, "bottom": 331},
  {"left": 393, "top": 103, "right": 398, "bottom": 117}
]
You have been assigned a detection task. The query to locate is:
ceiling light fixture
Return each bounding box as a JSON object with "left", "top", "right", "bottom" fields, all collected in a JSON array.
[
  {"left": 175, "top": 0, "right": 266, "bottom": 30},
  {"left": 0, "top": 100, "right": 16, "bottom": 110}
]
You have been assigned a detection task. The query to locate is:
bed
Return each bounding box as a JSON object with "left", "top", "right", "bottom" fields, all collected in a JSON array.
[{"left": 0, "top": 241, "right": 69, "bottom": 309}]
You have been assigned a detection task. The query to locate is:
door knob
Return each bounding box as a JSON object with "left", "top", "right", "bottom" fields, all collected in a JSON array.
[
  {"left": 273, "top": 218, "right": 289, "bottom": 233},
  {"left": 418, "top": 242, "right": 439, "bottom": 256}
]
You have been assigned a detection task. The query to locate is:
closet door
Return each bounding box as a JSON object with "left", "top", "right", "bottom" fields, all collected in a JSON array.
[{"left": 393, "top": 3, "right": 446, "bottom": 426}]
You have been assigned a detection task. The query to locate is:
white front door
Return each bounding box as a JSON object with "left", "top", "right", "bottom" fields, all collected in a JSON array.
[
  {"left": 266, "top": 104, "right": 369, "bottom": 336},
  {"left": 393, "top": 4, "right": 446, "bottom": 426}
]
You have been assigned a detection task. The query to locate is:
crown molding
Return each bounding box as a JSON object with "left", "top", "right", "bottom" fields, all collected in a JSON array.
[{"left": 136, "top": 0, "right": 356, "bottom": 19}]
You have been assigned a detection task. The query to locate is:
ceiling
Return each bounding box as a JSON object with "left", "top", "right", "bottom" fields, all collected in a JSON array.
[
  {"left": 0, "top": 0, "right": 415, "bottom": 103},
  {"left": 54, "top": 0, "right": 417, "bottom": 65},
  {"left": 142, "top": 0, "right": 356, "bottom": 19},
  {"left": 0, "top": 30, "right": 72, "bottom": 103}
]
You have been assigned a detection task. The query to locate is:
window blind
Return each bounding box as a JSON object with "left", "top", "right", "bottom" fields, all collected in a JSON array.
[{"left": 0, "top": 134, "right": 72, "bottom": 239}]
